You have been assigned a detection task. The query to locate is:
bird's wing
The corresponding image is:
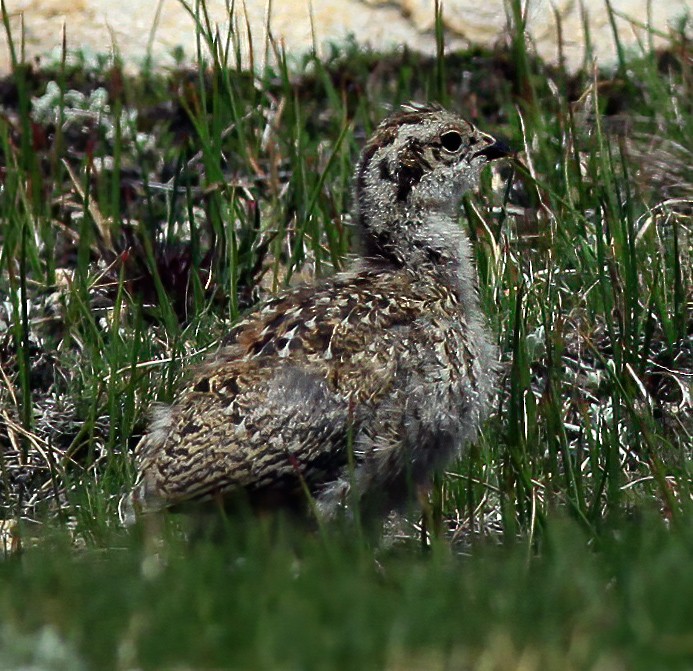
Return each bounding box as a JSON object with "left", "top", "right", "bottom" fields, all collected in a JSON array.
[
  {"left": 128, "top": 360, "right": 360, "bottom": 515},
  {"left": 126, "top": 268, "right": 434, "bottom": 516},
  {"left": 211, "top": 267, "right": 432, "bottom": 398}
]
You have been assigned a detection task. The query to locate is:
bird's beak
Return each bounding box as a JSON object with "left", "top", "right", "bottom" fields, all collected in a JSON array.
[{"left": 473, "top": 140, "right": 512, "bottom": 161}]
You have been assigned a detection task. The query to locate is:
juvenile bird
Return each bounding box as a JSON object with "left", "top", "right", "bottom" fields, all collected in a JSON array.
[{"left": 120, "top": 103, "right": 509, "bottom": 527}]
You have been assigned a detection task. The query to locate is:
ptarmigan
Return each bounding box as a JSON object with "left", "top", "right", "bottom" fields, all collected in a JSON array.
[{"left": 120, "top": 103, "right": 509, "bottom": 527}]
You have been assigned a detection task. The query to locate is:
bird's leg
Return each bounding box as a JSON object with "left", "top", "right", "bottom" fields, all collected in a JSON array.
[{"left": 417, "top": 483, "right": 432, "bottom": 552}]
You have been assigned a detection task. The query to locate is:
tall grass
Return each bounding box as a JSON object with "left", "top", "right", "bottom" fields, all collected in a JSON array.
[
  {"left": 0, "top": 0, "right": 691, "bottom": 666},
  {"left": 0, "top": 0, "right": 689, "bottom": 535}
]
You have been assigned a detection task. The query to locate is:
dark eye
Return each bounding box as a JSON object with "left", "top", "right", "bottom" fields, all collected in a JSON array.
[{"left": 440, "top": 131, "right": 463, "bottom": 152}]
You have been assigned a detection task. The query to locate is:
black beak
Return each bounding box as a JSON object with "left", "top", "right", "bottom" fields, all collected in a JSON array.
[{"left": 473, "top": 140, "right": 512, "bottom": 161}]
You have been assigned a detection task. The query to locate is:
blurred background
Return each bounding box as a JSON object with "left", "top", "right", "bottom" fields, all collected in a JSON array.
[{"left": 4, "top": 0, "right": 691, "bottom": 74}]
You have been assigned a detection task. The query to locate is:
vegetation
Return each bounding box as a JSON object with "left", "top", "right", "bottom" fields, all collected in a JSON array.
[{"left": 0, "top": 0, "right": 691, "bottom": 668}]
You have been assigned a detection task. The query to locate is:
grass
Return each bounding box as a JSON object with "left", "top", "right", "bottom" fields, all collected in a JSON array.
[
  {"left": 1, "top": 514, "right": 693, "bottom": 670},
  {"left": 0, "top": 0, "right": 692, "bottom": 668}
]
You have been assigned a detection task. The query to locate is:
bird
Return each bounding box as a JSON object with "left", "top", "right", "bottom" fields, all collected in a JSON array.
[{"left": 119, "top": 102, "right": 510, "bottom": 529}]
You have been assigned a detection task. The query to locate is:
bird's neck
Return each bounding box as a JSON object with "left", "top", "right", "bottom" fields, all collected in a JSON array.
[{"left": 357, "top": 202, "right": 482, "bottom": 313}]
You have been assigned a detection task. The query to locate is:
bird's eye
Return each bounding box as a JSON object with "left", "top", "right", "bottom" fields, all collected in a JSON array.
[{"left": 440, "top": 131, "right": 463, "bottom": 152}]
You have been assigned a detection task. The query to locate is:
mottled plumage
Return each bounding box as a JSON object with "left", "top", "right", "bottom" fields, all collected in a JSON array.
[{"left": 120, "top": 103, "right": 509, "bottom": 526}]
